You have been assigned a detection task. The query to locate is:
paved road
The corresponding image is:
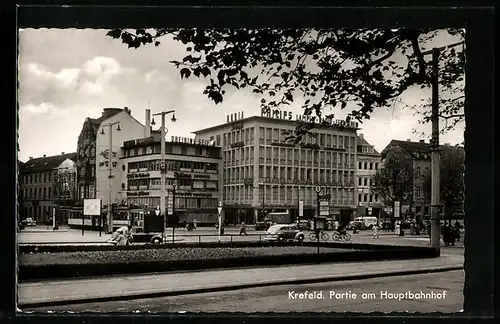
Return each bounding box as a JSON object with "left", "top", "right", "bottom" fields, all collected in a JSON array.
[
  {"left": 18, "top": 226, "right": 465, "bottom": 248},
  {"left": 27, "top": 270, "right": 464, "bottom": 313}
]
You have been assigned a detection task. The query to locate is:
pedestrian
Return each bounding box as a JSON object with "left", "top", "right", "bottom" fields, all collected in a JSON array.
[
  {"left": 394, "top": 220, "right": 400, "bottom": 235},
  {"left": 372, "top": 224, "right": 379, "bottom": 239},
  {"left": 193, "top": 219, "right": 197, "bottom": 230},
  {"left": 239, "top": 222, "right": 247, "bottom": 236}
]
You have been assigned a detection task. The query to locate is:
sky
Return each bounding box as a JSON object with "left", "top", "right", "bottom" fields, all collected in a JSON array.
[{"left": 18, "top": 29, "right": 465, "bottom": 162}]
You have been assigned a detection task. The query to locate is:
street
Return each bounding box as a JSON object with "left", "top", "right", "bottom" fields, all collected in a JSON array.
[
  {"left": 27, "top": 270, "right": 464, "bottom": 313},
  {"left": 18, "top": 225, "right": 465, "bottom": 248}
]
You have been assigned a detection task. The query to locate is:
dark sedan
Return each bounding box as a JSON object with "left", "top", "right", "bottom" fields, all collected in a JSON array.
[
  {"left": 347, "top": 220, "right": 366, "bottom": 231},
  {"left": 128, "top": 227, "right": 164, "bottom": 244}
]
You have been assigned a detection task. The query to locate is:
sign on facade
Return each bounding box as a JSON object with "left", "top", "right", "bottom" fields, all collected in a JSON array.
[
  {"left": 298, "top": 200, "right": 304, "bottom": 217},
  {"left": 84, "top": 199, "right": 101, "bottom": 216},
  {"left": 167, "top": 194, "right": 174, "bottom": 216},
  {"left": 394, "top": 201, "right": 400, "bottom": 218},
  {"left": 367, "top": 206, "right": 372, "bottom": 216},
  {"left": 319, "top": 200, "right": 330, "bottom": 217}
]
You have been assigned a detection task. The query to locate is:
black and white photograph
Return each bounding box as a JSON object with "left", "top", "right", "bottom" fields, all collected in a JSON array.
[{"left": 17, "top": 27, "right": 467, "bottom": 313}]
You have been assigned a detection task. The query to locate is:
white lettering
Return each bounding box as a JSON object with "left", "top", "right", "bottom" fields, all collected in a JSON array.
[
  {"left": 329, "top": 291, "right": 357, "bottom": 300},
  {"left": 288, "top": 290, "right": 324, "bottom": 300}
]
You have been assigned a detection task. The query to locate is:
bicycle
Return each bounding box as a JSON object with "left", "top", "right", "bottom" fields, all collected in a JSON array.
[
  {"left": 332, "top": 231, "right": 351, "bottom": 241},
  {"left": 309, "top": 230, "right": 330, "bottom": 241}
]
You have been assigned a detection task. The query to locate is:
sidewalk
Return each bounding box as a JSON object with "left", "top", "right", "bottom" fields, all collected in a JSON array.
[{"left": 18, "top": 253, "right": 464, "bottom": 308}]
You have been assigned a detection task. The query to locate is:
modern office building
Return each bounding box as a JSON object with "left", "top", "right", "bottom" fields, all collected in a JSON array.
[
  {"left": 19, "top": 152, "right": 77, "bottom": 224},
  {"left": 355, "top": 134, "right": 383, "bottom": 218},
  {"left": 193, "top": 109, "right": 360, "bottom": 225},
  {"left": 121, "top": 132, "right": 222, "bottom": 225}
]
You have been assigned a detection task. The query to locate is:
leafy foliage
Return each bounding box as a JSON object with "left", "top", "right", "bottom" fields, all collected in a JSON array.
[
  {"left": 106, "top": 28, "right": 465, "bottom": 140},
  {"left": 422, "top": 145, "right": 465, "bottom": 217},
  {"left": 371, "top": 149, "right": 414, "bottom": 206}
]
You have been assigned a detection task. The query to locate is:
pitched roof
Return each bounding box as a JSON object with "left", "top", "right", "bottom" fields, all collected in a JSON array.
[
  {"left": 357, "top": 135, "right": 380, "bottom": 155},
  {"left": 21, "top": 152, "right": 77, "bottom": 173},
  {"left": 381, "top": 139, "right": 430, "bottom": 159}
]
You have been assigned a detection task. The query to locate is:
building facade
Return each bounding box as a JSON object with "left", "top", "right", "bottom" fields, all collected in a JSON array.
[
  {"left": 121, "top": 133, "right": 222, "bottom": 225},
  {"left": 76, "top": 107, "right": 146, "bottom": 208},
  {"left": 355, "top": 134, "right": 383, "bottom": 217},
  {"left": 193, "top": 109, "right": 359, "bottom": 225},
  {"left": 381, "top": 139, "right": 431, "bottom": 217},
  {"left": 19, "top": 152, "right": 77, "bottom": 224}
]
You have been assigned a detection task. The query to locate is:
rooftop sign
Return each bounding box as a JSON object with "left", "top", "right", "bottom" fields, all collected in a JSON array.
[{"left": 260, "top": 107, "right": 359, "bottom": 129}]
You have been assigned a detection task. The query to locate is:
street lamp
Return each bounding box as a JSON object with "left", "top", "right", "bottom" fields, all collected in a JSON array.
[
  {"left": 421, "top": 41, "right": 464, "bottom": 253},
  {"left": 152, "top": 110, "right": 176, "bottom": 235},
  {"left": 100, "top": 121, "right": 121, "bottom": 233}
]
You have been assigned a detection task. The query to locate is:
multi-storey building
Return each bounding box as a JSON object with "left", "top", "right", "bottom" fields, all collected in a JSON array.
[
  {"left": 193, "top": 109, "right": 359, "bottom": 225},
  {"left": 121, "top": 133, "right": 222, "bottom": 225},
  {"left": 355, "top": 134, "right": 383, "bottom": 217},
  {"left": 75, "top": 107, "right": 146, "bottom": 209},
  {"left": 381, "top": 139, "right": 431, "bottom": 216},
  {"left": 19, "top": 152, "right": 77, "bottom": 223}
]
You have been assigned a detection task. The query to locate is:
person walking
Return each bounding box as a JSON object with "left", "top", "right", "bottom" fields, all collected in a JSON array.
[
  {"left": 239, "top": 222, "right": 247, "bottom": 236},
  {"left": 372, "top": 224, "right": 379, "bottom": 239}
]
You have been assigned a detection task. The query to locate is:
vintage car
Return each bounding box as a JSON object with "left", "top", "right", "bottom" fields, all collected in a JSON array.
[
  {"left": 255, "top": 220, "right": 273, "bottom": 231},
  {"left": 264, "top": 224, "right": 306, "bottom": 243},
  {"left": 128, "top": 227, "right": 164, "bottom": 245},
  {"left": 346, "top": 220, "right": 366, "bottom": 231}
]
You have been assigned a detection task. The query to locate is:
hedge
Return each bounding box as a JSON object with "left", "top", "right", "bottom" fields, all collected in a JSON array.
[
  {"left": 18, "top": 245, "right": 436, "bottom": 281},
  {"left": 18, "top": 240, "right": 420, "bottom": 254}
]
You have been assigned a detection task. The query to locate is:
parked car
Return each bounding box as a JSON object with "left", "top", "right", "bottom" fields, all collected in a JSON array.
[
  {"left": 381, "top": 221, "right": 394, "bottom": 231},
  {"left": 255, "top": 220, "right": 273, "bottom": 231},
  {"left": 127, "top": 227, "right": 163, "bottom": 245},
  {"left": 264, "top": 224, "right": 306, "bottom": 243},
  {"left": 347, "top": 220, "right": 366, "bottom": 231},
  {"left": 290, "top": 220, "right": 312, "bottom": 231},
  {"left": 25, "top": 217, "right": 36, "bottom": 226}
]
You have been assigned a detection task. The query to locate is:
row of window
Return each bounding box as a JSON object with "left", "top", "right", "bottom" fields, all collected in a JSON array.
[
  {"left": 223, "top": 186, "right": 355, "bottom": 206},
  {"left": 215, "top": 127, "right": 357, "bottom": 152},
  {"left": 127, "top": 178, "right": 219, "bottom": 191},
  {"left": 128, "top": 160, "right": 219, "bottom": 173},
  {"left": 126, "top": 196, "right": 219, "bottom": 209},
  {"left": 223, "top": 166, "right": 356, "bottom": 183},
  {"left": 123, "top": 144, "right": 220, "bottom": 159},
  {"left": 358, "top": 145, "right": 376, "bottom": 154},
  {"left": 358, "top": 177, "right": 374, "bottom": 187},
  {"left": 358, "top": 161, "right": 380, "bottom": 170},
  {"left": 358, "top": 194, "right": 379, "bottom": 203},
  {"left": 21, "top": 187, "right": 52, "bottom": 200},
  {"left": 21, "top": 172, "right": 54, "bottom": 185}
]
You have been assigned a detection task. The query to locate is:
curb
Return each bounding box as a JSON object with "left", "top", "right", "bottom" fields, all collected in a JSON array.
[{"left": 19, "top": 265, "right": 463, "bottom": 309}]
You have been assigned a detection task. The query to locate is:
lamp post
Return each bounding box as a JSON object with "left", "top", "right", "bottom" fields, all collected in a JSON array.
[
  {"left": 100, "top": 121, "right": 121, "bottom": 233},
  {"left": 151, "top": 110, "right": 176, "bottom": 237},
  {"left": 171, "top": 179, "right": 177, "bottom": 243},
  {"left": 421, "top": 41, "right": 464, "bottom": 253},
  {"left": 258, "top": 182, "right": 265, "bottom": 220}
]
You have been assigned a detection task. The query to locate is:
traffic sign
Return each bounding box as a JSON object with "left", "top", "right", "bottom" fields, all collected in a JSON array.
[
  {"left": 298, "top": 200, "right": 304, "bottom": 217},
  {"left": 315, "top": 185, "right": 322, "bottom": 193}
]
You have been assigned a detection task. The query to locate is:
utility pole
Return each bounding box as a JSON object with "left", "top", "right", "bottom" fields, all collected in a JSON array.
[
  {"left": 152, "top": 110, "right": 176, "bottom": 236},
  {"left": 421, "top": 40, "right": 465, "bottom": 254}
]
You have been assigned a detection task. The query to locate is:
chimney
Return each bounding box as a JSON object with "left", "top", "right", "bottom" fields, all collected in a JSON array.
[
  {"left": 124, "top": 106, "right": 131, "bottom": 115},
  {"left": 61, "top": 152, "right": 65, "bottom": 155},
  {"left": 359, "top": 133, "right": 364, "bottom": 139},
  {"left": 29, "top": 157, "right": 33, "bottom": 160},
  {"left": 241, "top": 111, "right": 244, "bottom": 119},
  {"left": 419, "top": 140, "right": 425, "bottom": 143},
  {"left": 145, "top": 109, "right": 151, "bottom": 138},
  {"left": 43, "top": 154, "right": 46, "bottom": 158},
  {"left": 406, "top": 139, "right": 411, "bottom": 142},
  {"left": 230, "top": 114, "right": 234, "bottom": 122},
  {"left": 227, "top": 115, "right": 230, "bottom": 123}
]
